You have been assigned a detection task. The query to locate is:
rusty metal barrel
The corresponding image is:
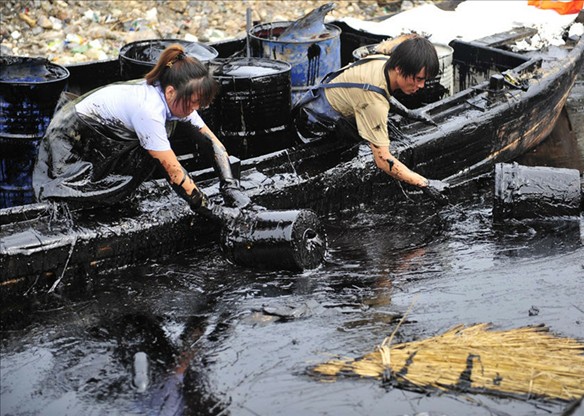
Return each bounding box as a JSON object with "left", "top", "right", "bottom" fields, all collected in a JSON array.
[
  {"left": 219, "top": 208, "right": 327, "bottom": 271},
  {"left": 493, "top": 162, "right": 583, "bottom": 220}
]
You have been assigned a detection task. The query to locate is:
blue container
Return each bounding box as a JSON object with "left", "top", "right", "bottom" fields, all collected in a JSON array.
[
  {"left": 0, "top": 56, "right": 69, "bottom": 208},
  {"left": 249, "top": 22, "right": 341, "bottom": 106}
]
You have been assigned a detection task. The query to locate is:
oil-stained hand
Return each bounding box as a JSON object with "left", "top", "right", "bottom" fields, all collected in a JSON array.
[
  {"left": 222, "top": 185, "right": 252, "bottom": 208},
  {"left": 422, "top": 179, "right": 449, "bottom": 204},
  {"left": 187, "top": 187, "right": 208, "bottom": 211}
]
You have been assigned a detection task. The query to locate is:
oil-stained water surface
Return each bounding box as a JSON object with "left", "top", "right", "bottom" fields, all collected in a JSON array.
[{"left": 2, "top": 84, "right": 584, "bottom": 415}]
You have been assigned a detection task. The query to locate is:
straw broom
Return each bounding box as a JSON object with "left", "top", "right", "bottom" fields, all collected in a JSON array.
[{"left": 310, "top": 323, "right": 584, "bottom": 401}]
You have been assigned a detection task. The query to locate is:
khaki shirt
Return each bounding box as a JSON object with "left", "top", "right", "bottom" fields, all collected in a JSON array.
[{"left": 324, "top": 56, "right": 391, "bottom": 147}]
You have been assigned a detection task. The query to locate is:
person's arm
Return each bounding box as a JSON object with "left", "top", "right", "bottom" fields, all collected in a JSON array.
[
  {"left": 148, "top": 149, "right": 207, "bottom": 210},
  {"left": 369, "top": 143, "right": 427, "bottom": 187},
  {"left": 195, "top": 125, "right": 251, "bottom": 208},
  {"left": 369, "top": 143, "right": 449, "bottom": 202},
  {"left": 375, "top": 33, "right": 417, "bottom": 55}
]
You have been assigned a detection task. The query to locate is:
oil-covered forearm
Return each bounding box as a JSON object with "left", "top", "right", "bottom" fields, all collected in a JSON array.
[
  {"left": 148, "top": 149, "right": 206, "bottom": 210},
  {"left": 148, "top": 149, "right": 195, "bottom": 192},
  {"left": 196, "top": 127, "right": 251, "bottom": 208},
  {"left": 369, "top": 143, "right": 427, "bottom": 187},
  {"left": 196, "top": 126, "right": 235, "bottom": 186},
  {"left": 383, "top": 155, "right": 427, "bottom": 187}
]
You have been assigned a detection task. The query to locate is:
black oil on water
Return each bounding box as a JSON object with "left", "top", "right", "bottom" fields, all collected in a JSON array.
[{"left": 1, "top": 66, "right": 583, "bottom": 416}]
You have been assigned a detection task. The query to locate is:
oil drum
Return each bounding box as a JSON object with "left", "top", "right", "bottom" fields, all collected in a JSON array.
[
  {"left": 0, "top": 56, "right": 70, "bottom": 208},
  {"left": 119, "top": 38, "right": 218, "bottom": 80},
  {"left": 493, "top": 162, "right": 583, "bottom": 220},
  {"left": 249, "top": 22, "right": 341, "bottom": 106},
  {"left": 210, "top": 57, "right": 293, "bottom": 159},
  {"left": 219, "top": 208, "right": 327, "bottom": 271}
]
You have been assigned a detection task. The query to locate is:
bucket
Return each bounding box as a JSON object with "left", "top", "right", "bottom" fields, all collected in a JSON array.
[
  {"left": 249, "top": 22, "right": 341, "bottom": 106},
  {"left": 434, "top": 44, "right": 454, "bottom": 97},
  {"left": 210, "top": 57, "right": 293, "bottom": 159},
  {"left": 0, "top": 56, "right": 70, "bottom": 208},
  {"left": 119, "top": 38, "right": 219, "bottom": 80},
  {"left": 493, "top": 162, "right": 582, "bottom": 221},
  {"left": 352, "top": 42, "right": 454, "bottom": 97}
]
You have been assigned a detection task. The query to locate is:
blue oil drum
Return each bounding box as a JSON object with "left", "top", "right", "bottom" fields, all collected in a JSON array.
[
  {"left": 249, "top": 22, "right": 341, "bottom": 106},
  {"left": 0, "top": 56, "right": 70, "bottom": 208}
]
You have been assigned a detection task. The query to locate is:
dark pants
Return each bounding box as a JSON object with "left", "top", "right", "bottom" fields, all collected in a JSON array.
[
  {"left": 33, "top": 94, "right": 161, "bottom": 206},
  {"left": 292, "top": 86, "right": 362, "bottom": 144}
]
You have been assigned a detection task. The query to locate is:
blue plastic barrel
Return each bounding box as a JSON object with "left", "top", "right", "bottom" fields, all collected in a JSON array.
[
  {"left": 0, "top": 56, "right": 69, "bottom": 208},
  {"left": 249, "top": 22, "right": 341, "bottom": 106}
]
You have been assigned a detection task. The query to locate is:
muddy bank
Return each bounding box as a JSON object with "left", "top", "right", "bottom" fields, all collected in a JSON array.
[{"left": 1, "top": 0, "right": 407, "bottom": 65}]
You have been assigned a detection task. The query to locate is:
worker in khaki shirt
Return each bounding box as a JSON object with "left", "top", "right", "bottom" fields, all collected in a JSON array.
[{"left": 292, "top": 35, "right": 449, "bottom": 202}]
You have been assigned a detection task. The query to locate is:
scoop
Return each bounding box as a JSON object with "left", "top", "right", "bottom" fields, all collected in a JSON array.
[{"left": 278, "top": 3, "right": 336, "bottom": 41}]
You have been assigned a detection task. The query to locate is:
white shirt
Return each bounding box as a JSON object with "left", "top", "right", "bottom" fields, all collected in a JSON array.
[{"left": 75, "top": 80, "right": 205, "bottom": 151}]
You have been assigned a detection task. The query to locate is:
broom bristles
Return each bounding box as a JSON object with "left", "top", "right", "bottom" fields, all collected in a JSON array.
[{"left": 310, "top": 323, "right": 584, "bottom": 401}]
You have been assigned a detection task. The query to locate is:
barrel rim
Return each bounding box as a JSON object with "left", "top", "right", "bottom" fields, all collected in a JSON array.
[
  {"left": 0, "top": 132, "right": 44, "bottom": 140},
  {"left": 352, "top": 42, "right": 454, "bottom": 60},
  {"left": 210, "top": 57, "right": 292, "bottom": 79},
  {"left": 248, "top": 22, "right": 342, "bottom": 44},
  {"left": 118, "top": 38, "right": 219, "bottom": 65},
  {"left": 0, "top": 56, "right": 70, "bottom": 86}
]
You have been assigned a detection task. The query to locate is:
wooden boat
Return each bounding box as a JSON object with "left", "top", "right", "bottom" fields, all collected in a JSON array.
[{"left": 1, "top": 15, "right": 583, "bottom": 297}]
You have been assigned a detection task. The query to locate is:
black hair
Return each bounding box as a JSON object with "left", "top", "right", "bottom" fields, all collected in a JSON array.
[
  {"left": 388, "top": 37, "right": 440, "bottom": 80},
  {"left": 145, "top": 44, "right": 219, "bottom": 113}
]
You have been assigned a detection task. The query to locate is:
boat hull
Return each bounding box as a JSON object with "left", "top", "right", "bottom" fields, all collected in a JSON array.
[{"left": 2, "top": 24, "right": 583, "bottom": 297}]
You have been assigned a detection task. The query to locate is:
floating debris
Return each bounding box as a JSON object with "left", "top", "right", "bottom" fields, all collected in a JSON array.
[
  {"left": 310, "top": 323, "right": 584, "bottom": 401},
  {"left": 133, "top": 351, "right": 150, "bottom": 393}
]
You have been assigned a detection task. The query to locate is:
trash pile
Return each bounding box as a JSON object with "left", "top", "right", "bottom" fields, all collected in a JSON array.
[{"left": 0, "top": 0, "right": 414, "bottom": 65}]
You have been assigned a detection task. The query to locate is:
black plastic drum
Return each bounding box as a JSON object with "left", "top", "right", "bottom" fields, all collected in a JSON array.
[{"left": 493, "top": 162, "right": 582, "bottom": 220}]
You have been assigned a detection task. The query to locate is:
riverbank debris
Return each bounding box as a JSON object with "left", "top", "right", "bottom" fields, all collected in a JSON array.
[{"left": 309, "top": 323, "right": 584, "bottom": 401}]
